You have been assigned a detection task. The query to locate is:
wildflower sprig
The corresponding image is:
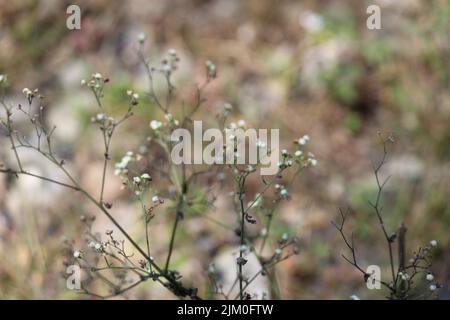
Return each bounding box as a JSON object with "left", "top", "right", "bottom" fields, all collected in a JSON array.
[
  {"left": 1, "top": 33, "right": 316, "bottom": 300},
  {"left": 333, "top": 134, "right": 440, "bottom": 299}
]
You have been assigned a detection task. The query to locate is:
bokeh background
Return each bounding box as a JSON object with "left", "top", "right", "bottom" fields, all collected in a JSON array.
[{"left": 0, "top": 0, "right": 449, "bottom": 299}]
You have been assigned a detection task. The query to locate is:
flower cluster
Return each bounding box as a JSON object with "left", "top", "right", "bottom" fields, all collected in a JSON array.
[
  {"left": 81, "top": 72, "right": 109, "bottom": 96},
  {"left": 22, "top": 87, "right": 41, "bottom": 105},
  {"left": 114, "top": 151, "right": 135, "bottom": 176},
  {"left": 205, "top": 60, "right": 217, "bottom": 79}
]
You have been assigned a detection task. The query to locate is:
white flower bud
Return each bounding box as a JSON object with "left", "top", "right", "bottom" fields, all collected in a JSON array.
[
  {"left": 73, "top": 250, "right": 82, "bottom": 259},
  {"left": 138, "top": 32, "right": 146, "bottom": 44},
  {"left": 141, "top": 173, "right": 151, "bottom": 180},
  {"left": 224, "top": 103, "right": 233, "bottom": 111},
  {"left": 163, "top": 64, "right": 172, "bottom": 73},
  {"left": 430, "top": 284, "right": 437, "bottom": 291},
  {"left": 239, "top": 245, "right": 248, "bottom": 252},
  {"left": 308, "top": 158, "right": 318, "bottom": 166},
  {"left": 208, "top": 263, "right": 216, "bottom": 274},
  {"left": 168, "top": 48, "right": 177, "bottom": 57},
  {"left": 150, "top": 120, "right": 162, "bottom": 131},
  {"left": 426, "top": 273, "right": 434, "bottom": 281},
  {"left": 133, "top": 176, "right": 141, "bottom": 184},
  {"left": 430, "top": 240, "right": 437, "bottom": 247},
  {"left": 152, "top": 195, "right": 160, "bottom": 205}
]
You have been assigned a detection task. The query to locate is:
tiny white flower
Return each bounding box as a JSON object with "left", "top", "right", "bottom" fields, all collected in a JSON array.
[
  {"left": 80, "top": 79, "right": 86, "bottom": 85},
  {"left": 229, "top": 122, "right": 237, "bottom": 130},
  {"left": 309, "top": 158, "right": 318, "bottom": 166},
  {"left": 165, "top": 113, "right": 174, "bottom": 122},
  {"left": 280, "top": 188, "right": 288, "bottom": 197},
  {"left": 132, "top": 93, "right": 139, "bottom": 100},
  {"left": 152, "top": 195, "right": 160, "bottom": 205},
  {"left": 23, "top": 88, "right": 33, "bottom": 97},
  {"left": 162, "top": 64, "right": 172, "bottom": 73},
  {"left": 150, "top": 120, "right": 162, "bottom": 131},
  {"left": 261, "top": 228, "right": 268, "bottom": 237},
  {"left": 94, "top": 243, "right": 102, "bottom": 251},
  {"left": 141, "top": 173, "right": 151, "bottom": 180},
  {"left": 94, "top": 73, "right": 102, "bottom": 80},
  {"left": 208, "top": 263, "right": 216, "bottom": 274},
  {"left": 239, "top": 245, "right": 248, "bottom": 252},
  {"left": 224, "top": 103, "right": 233, "bottom": 111},
  {"left": 168, "top": 48, "right": 177, "bottom": 56},
  {"left": 430, "top": 284, "right": 437, "bottom": 291},
  {"left": 281, "top": 149, "right": 288, "bottom": 156},
  {"left": 137, "top": 32, "right": 146, "bottom": 44},
  {"left": 205, "top": 60, "right": 217, "bottom": 77},
  {"left": 350, "top": 294, "right": 360, "bottom": 300},
  {"left": 133, "top": 176, "right": 141, "bottom": 184},
  {"left": 430, "top": 240, "right": 437, "bottom": 247},
  {"left": 426, "top": 273, "right": 434, "bottom": 281},
  {"left": 238, "top": 119, "right": 246, "bottom": 128},
  {"left": 88, "top": 241, "right": 96, "bottom": 248},
  {"left": 0, "top": 74, "right": 5, "bottom": 83},
  {"left": 295, "top": 150, "right": 303, "bottom": 157},
  {"left": 282, "top": 233, "right": 289, "bottom": 241},
  {"left": 73, "top": 250, "right": 82, "bottom": 259},
  {"left": 298, "top": 135, "right": 310, "bottom": 145},
  {"left": 275, "top": 248, "right": 282, "bottom": 256}
]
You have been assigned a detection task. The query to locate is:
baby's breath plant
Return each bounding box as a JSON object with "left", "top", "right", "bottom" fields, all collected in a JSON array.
[{"left": 0, "top": 35, "right": 315, "bottom": 300}]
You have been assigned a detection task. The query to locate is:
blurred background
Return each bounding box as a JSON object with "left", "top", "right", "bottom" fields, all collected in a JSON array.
[{"left": 0, "top": 0, "right": 449, "bottom": 299}]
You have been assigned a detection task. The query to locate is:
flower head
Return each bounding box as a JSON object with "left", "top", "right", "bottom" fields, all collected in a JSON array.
[
  {"left": 138, "top": 32, "right": 146, "bottom": 44},
  {"left": 150, "top": 120, "right": 162, "bottom": 131},
  {"left": 152, "top": 195, "right": 160, "bottom": 205}
]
